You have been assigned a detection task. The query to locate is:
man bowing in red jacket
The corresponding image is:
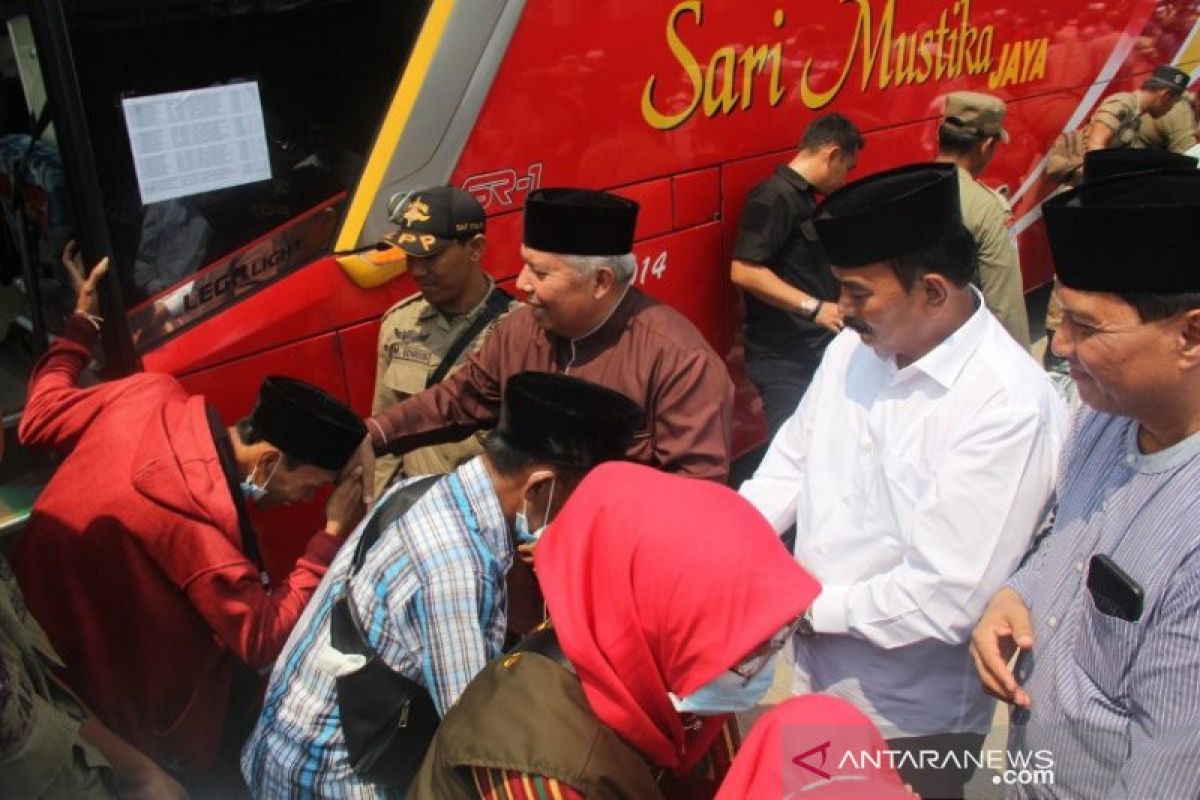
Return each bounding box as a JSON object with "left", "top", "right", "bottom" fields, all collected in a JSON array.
[{"left": 9, "top": 244, "right": 368, "bottom": 784}]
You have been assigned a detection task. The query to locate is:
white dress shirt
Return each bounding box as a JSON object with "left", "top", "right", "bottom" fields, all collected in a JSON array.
[{"left": 740, "top": 294, "right": 1067, "bottom": 737}]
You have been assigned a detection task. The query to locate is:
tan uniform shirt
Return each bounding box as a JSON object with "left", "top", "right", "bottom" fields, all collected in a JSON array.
[
  {"left": 1136, "top": 96, "right": 1198, "bottom": 153},
  {"left": 957, "top": 168, "right": 1031, "bottom": 349},
  {"left": 371, "top": 280, "right": 516, "bottom": 496},
  {"left": 1091, "top": 91, "right": 1143, "bottom": 148}
]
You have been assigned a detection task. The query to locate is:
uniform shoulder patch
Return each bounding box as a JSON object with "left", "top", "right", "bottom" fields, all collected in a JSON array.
[
  {"left": 973, "top": 178, "right": 1012, "bottom": 212},
  {"left": 380, "top": 292, "right": 426, "bottom": 323}
]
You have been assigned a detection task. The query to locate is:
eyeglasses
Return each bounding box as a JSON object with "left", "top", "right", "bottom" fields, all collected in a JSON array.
[{"left": 729, "top": 615, "right": 803, "bottom": 683}]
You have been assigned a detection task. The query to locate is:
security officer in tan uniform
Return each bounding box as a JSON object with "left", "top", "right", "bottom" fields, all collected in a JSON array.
[
  {"left": 936, "top": 91, "right": 1031, "bottom": 349},
  {"left": 1137, "top": 94, "right": 1198, "bottom": 153},
  {"left": 372, "top": 186, "right": 515, "bottom": 496},
  {"left": 1086, "top": 64, "right": 1189, "bottom": 151}
]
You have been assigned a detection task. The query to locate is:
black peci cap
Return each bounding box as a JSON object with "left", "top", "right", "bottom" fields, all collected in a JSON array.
[
  {"left": 523, "top": 188, "right": 639, "bottom": 256},
  {"left": 1043, "top": 169, "right": 1200, "bottom": 294},
  {"left": 250, "top": 377, "right": 366, "bottom": 471},
  {"left": 1083, "top": 148, "right": 1198, "bottom": 183},
  {"left": 495, "top": 371, "right": 643, "bottom": 468},
  {"left": 813, "top": 163, "right": 962, "bottom": 267}
]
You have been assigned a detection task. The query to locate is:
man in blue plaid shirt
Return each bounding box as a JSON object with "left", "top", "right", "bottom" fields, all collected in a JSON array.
[{"left": 241, "top": 372, "right": 641, "bottom": 799}]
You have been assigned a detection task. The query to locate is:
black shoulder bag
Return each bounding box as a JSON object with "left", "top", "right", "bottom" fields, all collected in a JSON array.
[
  {"left": 330, "top": 474, "right": 441, "bottom": 788},
  {"left": 423, "top": 286, "right": 513, "bottom": 388}
]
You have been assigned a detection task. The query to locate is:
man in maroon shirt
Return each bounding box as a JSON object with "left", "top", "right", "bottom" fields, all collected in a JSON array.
[{"left": 350, "top": 187, "right": 735, "bottom": 502}]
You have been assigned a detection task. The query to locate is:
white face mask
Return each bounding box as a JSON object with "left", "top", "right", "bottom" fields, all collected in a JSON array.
[
  {"left": 514, "top": 474, "right": 556, "bottom": 545},
  {"left": 240, "top": 457, "right": 279, "bottom": 504}
]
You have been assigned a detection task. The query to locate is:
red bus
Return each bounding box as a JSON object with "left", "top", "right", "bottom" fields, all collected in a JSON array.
[{"left": 1, "top": 0, "right": 1196, "bottom": 576}]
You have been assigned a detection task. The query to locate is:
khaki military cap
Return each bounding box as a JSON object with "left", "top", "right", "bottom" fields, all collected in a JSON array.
[{"left": 942, "top": 91, "right": 1008, "bottom": 142}]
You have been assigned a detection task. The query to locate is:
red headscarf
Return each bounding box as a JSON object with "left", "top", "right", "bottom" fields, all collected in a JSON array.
[
  {"left": 534, "top": 462, "right": 820, "bottom": 769},
  {"left": 715, "top": 696, "right": 911, "bottom": 799}
]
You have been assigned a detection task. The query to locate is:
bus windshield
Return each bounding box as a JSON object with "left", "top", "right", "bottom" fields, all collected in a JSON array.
[{"left": 62, "top": 0, "right": 429, "bottom": 348}]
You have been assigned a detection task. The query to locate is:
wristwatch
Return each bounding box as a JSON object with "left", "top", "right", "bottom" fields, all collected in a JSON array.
[{"left": 799, "top": 296, "right": 821, "bottom": 321}]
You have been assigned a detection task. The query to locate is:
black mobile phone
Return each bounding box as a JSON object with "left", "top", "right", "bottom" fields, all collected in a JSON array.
[{"left": 1086, "top": 554, "right": 1144, "bottom": 622}]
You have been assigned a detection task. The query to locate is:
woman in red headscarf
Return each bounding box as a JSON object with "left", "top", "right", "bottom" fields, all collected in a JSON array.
[
  {"left": 412, "top": 462, "right": 820, "bottom": 799},
  {"left": 715, "top": 695, "right": 911, "bottom": 799}
]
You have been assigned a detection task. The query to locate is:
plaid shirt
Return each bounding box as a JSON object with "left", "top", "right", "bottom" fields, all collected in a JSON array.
[{"left": 242, "top": 458, "right": 510, "bottom": 799}]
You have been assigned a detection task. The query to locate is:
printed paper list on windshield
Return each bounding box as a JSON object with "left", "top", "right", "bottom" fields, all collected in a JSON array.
[{"left": 123, "top": 82, "right": 271, "bottom": 205}]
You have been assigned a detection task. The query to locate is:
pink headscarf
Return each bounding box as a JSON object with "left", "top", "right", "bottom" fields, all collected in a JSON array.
[
  {"left": 715, "top": 696, "right": 911, "bottom": 799},
  {"left": 535, "top": 462, "right": 820, "bottom": 769}
]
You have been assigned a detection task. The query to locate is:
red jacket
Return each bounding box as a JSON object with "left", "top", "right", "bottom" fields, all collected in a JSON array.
[{"left": 9, "top": 315, "right": 340, "bottom": 773}]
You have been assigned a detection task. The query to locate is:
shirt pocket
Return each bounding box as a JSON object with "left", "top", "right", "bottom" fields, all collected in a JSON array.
[
  {"left": 1071, "top": 590, "right": 1144, "bottom": 703},
  {"left": 383, "top": 356, "right": 434, "bottom": 397},
  {"left": 875, "top": 453, "right": 924, "bottom": 540}
]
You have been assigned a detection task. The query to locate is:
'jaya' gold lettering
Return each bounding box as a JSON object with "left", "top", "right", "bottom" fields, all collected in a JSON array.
[{"left": 987, "top": 36, "right": 1048, "bottom": 89}]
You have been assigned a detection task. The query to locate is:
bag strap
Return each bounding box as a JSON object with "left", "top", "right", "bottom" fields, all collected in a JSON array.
[
  {"left": 349, "top": 474, "right": 441, "bottom": 577},
  {"left": 204, "top": 404, "right": 270, "bottom": 587},
  {"left": 337, "top": 473, "right": 442, "bottom": 657},
  {"left": 424, "top": 286, "right": 512, "bottom": 389}
]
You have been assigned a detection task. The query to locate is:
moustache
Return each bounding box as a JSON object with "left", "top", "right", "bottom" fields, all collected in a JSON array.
[{"left": 843, "top": 316, "right": 871, "bottom": 336}]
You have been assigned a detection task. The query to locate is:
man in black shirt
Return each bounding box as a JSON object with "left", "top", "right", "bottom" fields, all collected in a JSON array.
[{"left": 731, "top": 114, "right": 864, "bottom": 435}]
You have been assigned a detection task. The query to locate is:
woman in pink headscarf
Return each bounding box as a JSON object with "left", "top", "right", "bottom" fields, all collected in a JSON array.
[
  {"left": 413, "top": 462, "right": 820, "bottom": 799},
  {"left": 716, "top": 695, "right": 912, "bottom": 799}
]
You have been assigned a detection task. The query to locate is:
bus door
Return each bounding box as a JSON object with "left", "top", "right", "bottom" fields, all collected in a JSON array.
[
  {"left": 0, "top": 0, "right": 434, "bottom": 552},
  {"left": 0, "top": 4, "right": 98, "bottom": 541}
]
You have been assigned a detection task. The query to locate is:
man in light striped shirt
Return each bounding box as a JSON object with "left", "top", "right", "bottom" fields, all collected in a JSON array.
[
  {"left": 972, "top": 169, "right": 1200, "bottom": 799},
  {"left": 241, "top": 372, "right": 641, "bottom": 799}
]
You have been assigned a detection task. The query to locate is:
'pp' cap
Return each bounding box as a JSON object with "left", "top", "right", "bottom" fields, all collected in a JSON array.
[{"left": 386, "top": 186, "right": 485, "bottom": 257}]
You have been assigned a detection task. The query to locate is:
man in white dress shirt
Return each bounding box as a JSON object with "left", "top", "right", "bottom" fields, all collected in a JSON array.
[{"left": 740, "top": 163, "right": 1067, "bottom": 799}]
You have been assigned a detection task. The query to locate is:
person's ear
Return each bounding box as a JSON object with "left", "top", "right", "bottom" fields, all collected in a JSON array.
[
  {"left": 593, "top": 265, "right": 617, "bottom": 297},
  {"left": 921, "top": 273, "right": 950, "bottom": 308},
  {"left": 467, "top": 234, "right": 485, "bottom": 262},
  {"left": 521, "top": 470, "right": 555, "bottom": 501},
  {"left": 255, "top": 448, "right": 281, "bottom": 479},
  {"left": 1177, "top": 308, "right": 1200, "bottom": 370}
]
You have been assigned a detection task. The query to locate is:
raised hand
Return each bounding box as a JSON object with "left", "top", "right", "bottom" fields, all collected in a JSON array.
[{"left": 61, "top": 240, "right": 110, "bottom": 318}]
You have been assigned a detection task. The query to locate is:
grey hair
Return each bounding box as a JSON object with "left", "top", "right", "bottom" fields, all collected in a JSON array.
[{"left": 554, "top": 252, "right": 636, "bottom": 284}]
